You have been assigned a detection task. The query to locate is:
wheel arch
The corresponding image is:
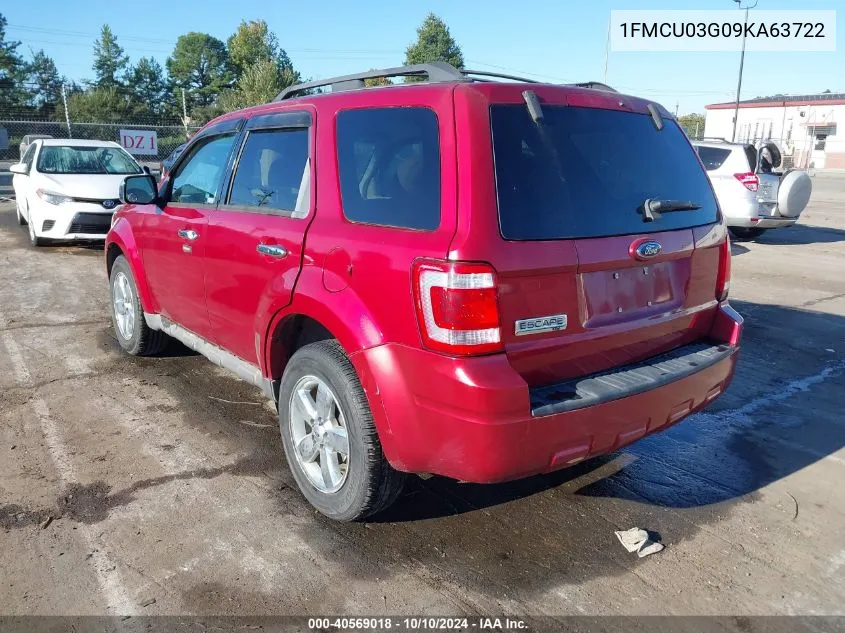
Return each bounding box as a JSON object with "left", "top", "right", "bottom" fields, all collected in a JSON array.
[{"left": 105, "top": 226, "right": 158, "bottom": 314}]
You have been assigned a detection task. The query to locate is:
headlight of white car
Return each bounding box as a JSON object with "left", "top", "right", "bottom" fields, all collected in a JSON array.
[{"left": 36, "top": 189, "right": 72, "bottom": 205}]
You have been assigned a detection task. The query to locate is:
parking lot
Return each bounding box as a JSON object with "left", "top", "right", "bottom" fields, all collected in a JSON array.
[{"left": 0, "top": 172, "right": 844, "bottom": 623}]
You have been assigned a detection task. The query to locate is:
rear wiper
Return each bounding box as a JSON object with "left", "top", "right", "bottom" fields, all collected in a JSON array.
[{"left": 639, "top": 199, "right": 702, "bottom": 222}]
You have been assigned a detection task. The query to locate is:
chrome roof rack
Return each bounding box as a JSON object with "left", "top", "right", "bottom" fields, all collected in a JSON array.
[
  {"left": 274, "top": 62, "right": 616, "bottom": 101},
  {"left": 274, "top": 62, "right": 467, "bottom": 101},
  {"left": 571, "top": 81, "right": 618, "bottom": 93}
]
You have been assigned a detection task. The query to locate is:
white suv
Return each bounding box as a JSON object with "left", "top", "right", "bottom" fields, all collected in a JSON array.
[{"left": 692, "top": 140, "right": 812, "bottom": 240}]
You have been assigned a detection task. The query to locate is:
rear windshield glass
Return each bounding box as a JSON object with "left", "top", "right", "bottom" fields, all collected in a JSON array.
[
  {"left": 37, "top": 146, "right": 142, "bottom": 175},
  {"left": 491, "top": 105, "right": 718, "bottom": 240},
  {"left": 695, "top": 145, "right": 732, "bottom": 171}
]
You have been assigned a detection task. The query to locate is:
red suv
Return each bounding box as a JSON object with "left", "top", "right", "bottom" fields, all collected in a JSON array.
[{"left": 106, "top": 63, "right": 743, "bottom": 521}]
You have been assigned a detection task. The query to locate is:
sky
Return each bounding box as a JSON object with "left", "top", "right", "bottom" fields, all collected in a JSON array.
[{"left": 3, "top": 0, "right": 843, "bottom": 115}]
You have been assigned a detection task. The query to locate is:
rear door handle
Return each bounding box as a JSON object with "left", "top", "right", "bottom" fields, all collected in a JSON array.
[
  {"left": 257, "top": 244, "right": 287, "bottom": 258},
  {"left": 178, "top": 229, "right": 199, "bottom": 241}
]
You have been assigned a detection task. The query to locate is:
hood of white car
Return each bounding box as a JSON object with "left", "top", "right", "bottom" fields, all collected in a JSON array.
[{"left": 37, "top": 173, "right": 131, "bottom": 200}]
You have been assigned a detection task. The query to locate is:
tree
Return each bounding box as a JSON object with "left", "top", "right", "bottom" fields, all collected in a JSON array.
[
  {"left": 0, "top": 13, "right": 27, "bottom": 112},
  {"left": 167, "top": 32, "right": 234, "bottom": 109},
  {"left": 227, "top": 19, "right": 293, "bottom": 77},
  {"left": 92, "top": 24, "right": 129, "bottom": 89},
  {"left": 26, "top": 49, "right": 63, "bottom": 114},
  {"left": 364, "top": 70, "right": 392, "bottom": 87},
  {"left": 678, "top": 113, "right": 706, "bottom": 139},
  {"left": 56, "top": 87, "right": 132, "bottom": 123},
  {"left": 219, "top": 59, "right": 297, "bottom": 111},
  {"left": 404, "top": 13, "right": 464, "bottom": 80},
  {"left": 128, "top": 57, "right": 169, "bottom": 115}
]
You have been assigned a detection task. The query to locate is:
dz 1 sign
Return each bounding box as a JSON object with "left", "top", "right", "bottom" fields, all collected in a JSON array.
[{"left": 119, "top": 129, "right": 158, "bottom": 156}]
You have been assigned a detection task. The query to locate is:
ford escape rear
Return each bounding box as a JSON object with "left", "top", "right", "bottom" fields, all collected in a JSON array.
[{"left": 106, "top": 62, "right": 743, "bottom": 521}]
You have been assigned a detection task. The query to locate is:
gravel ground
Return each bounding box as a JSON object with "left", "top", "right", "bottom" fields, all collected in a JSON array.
[{"left": 0, "top": 172, "right": 843, "bottom": 630}]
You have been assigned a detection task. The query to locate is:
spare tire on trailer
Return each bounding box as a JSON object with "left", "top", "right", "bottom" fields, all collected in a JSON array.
[{"left": 777, "top": 170, "right": 812, "bottom": 218}]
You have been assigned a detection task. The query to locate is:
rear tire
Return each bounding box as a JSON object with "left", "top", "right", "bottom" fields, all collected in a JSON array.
[
  {"left": 729, "top": 227, "right": 766, "bottom": 241},
  {"left": 109, "top": 255, "right": 169, "bottom": 356},
  {"left": 278, "top": 340, "right": 405, "bottom": 521}
]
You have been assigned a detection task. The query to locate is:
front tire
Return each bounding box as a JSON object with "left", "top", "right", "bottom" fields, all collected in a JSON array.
[
  {"left": 729, "top": 227, "right": 766, "bottom": 241},
  {"left": 15, "top": 201, "right": 26, "bottom": 226},
  {"left": 279, "top": 340, "right": 405, "bottom": 521},
  {"left": 109, "top": 256, "right": 169, "bottom": 356},
  {"left": 27, "top": 212, "right": 45, "bottom": 246}
]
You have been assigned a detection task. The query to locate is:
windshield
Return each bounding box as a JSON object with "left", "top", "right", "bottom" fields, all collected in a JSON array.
[
  {"left": 491, "top": 105, "right": 719, "bottom": 240},
  {"left": 36, "top": 146, "right": 142, "bottom": 175}
]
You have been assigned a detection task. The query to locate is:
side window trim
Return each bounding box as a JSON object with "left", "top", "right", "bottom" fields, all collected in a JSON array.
[
  {"left": 219, "top": 119, "right": 313, "bottom": 218},
  {"left": 164, "top": 132, "right": 241, "bottom": 208}
]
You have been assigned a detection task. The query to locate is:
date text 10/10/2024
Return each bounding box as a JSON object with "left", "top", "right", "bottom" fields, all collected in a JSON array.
[{"left": 307, "top": 617, "right": 529, "bottom": 630}]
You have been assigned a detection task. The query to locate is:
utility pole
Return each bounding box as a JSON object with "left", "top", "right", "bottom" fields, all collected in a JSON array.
[
  {"left": 731, "top": 0, "right": 758, "bottom": 142},
  {"left": 675, "top": 101, "right": 679, "bottom": 117},
  {"left": 181, "top": 88, "right": 189, "bottom": 139},
  {"left": 61, "top": 83, "right": 72, "bottom": 138}
]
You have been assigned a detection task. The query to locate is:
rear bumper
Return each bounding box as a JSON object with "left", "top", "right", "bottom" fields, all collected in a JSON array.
[
  {"left": 729, "top": 216, "right": 797, "bottom": 229},
  {"left": 352, "top": 304, "right": 743, "bottom": 483}
]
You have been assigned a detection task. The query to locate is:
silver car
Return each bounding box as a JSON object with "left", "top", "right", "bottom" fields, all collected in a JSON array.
[
  {"left": 19, "top": 134, "right": 53, "bottom": 158},
  {"left": 692, "top": 140, "right": 812, "bottom": 240}
]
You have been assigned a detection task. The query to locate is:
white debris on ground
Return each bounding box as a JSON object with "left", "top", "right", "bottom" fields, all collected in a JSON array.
[{"left": 615, "top": 527, "right": 665, "bottom": 558}]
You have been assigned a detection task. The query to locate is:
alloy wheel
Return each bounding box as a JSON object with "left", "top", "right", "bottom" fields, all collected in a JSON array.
[
  {"left": 112, "top": 272, "right": 136, "bottom": 340},
  {"left": 288, "top": 375, "right": 350, "bottom": 493}
]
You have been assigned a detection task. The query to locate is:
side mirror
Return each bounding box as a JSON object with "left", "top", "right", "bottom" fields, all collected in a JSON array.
[
  {"left": 119, "top": 174, "right": 159, "bottom": 205},
  {"left": 143, "top": 165, "right": 151, "bottom": 175},
  {"left": 9, "top": 163, "right": 27, "bottom": 175}
]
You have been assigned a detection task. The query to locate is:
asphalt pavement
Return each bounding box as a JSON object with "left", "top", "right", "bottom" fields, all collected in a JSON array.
[{"left": 0, "top": 172, "right": 843, "bottom": 629}]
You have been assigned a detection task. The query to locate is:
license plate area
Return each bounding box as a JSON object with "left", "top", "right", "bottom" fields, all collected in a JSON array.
[{"left": 580, "top": 260, "right": 689, "bottom": 328}]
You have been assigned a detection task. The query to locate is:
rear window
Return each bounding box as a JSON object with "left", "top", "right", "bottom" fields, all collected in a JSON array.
[
  {"left": 695, "top": 145, "right": 732, "bottom": 171},
  {"left": 491, "top": 105, "right": 719, "bottom": 240},
  {"left": 336, "top": 107, "right": 440, "bottom": 231}
]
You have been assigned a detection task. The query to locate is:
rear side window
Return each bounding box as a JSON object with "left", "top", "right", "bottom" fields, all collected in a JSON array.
[
  {"left": 491, "top": 105, "right": 719, "bottom": 240},
  {"left": 743, "top": 145, "right": 758, "bottom": 172},
  {"left": 229, "top": 129, "right": 309, "bottom": 212},
  {"left": 695, "top": 146, "right": 732, "bottom": 171},
  {"left": 336, "top": 107, "right": 440, "bottom": 231}
]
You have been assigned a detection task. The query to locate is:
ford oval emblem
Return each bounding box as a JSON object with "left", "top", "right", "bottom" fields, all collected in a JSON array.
[
  {"left": 102, "top": 199, "right": 116, "bottom": 209},
  {"left": 635, "top": 241, "right": 662, "bottom": 260}
]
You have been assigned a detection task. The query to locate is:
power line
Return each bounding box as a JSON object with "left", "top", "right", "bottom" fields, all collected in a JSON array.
[
  {"left": 3, "top": 22, "right": 759, "bottom": 99},
  {"left": 8, "top": 23, "right": 403, "bottom": 55}
]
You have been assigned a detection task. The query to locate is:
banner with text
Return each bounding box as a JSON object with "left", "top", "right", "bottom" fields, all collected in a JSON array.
[
  {"left": 120, "top": 129, "right": 158, "bottom": 156},
  {"left": 611, "top": 10, "right": 836, "bottom": 52}
]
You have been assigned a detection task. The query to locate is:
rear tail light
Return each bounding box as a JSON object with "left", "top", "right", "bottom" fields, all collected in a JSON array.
[
  {"left": 412, "top": 259, "right": 503, "bottom": 356},
  {"left": 716, "top": 236, "right": 731, "bottom": 302},
  {"left": 734, "top": 172, "right": 759, "bottom": 192}
]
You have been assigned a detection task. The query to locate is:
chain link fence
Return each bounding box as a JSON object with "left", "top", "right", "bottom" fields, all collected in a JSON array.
[{"left": 0, "top": 119, "right": 200, "bottom": 164}]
